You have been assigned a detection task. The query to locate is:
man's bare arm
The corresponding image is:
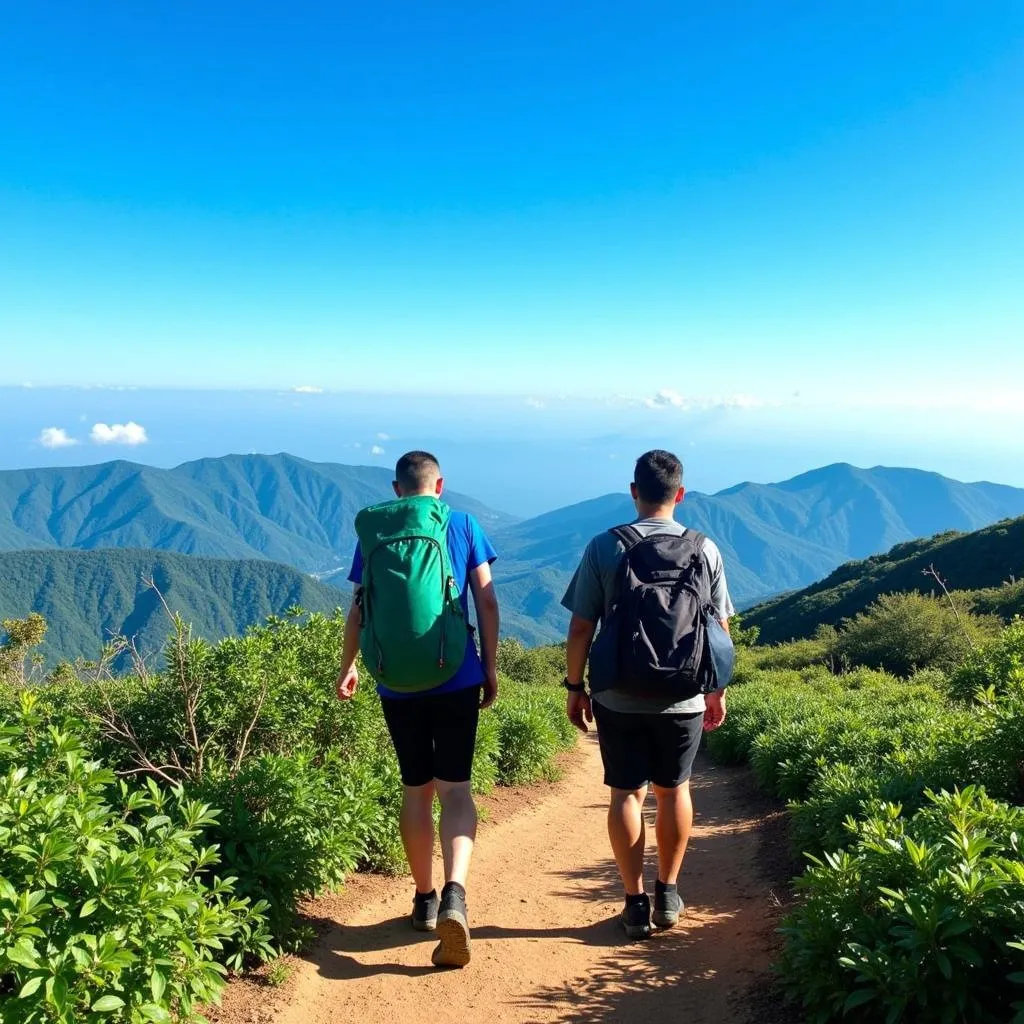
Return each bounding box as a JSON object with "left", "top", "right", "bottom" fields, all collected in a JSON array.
[
  {"left": 566, "top": 614, "right": 597, "bottom": 683},
  {"left": 469, "top": 561, "right": 500, "bottom": 707},
  {"left": 335, "top": 591, "right": 362, "bottom": 700},
  {"left": 565, "top": 614, "right": 597, "bottom": 733}
]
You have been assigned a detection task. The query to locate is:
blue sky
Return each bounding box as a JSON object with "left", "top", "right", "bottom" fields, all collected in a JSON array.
[{"left": 1, "top": 2, "right": 1022, "bottom": 509}]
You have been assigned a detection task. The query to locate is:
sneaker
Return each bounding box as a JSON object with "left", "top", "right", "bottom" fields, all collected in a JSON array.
[
  {"left": 620, "top": 894, "right": 652, "bottom": 940},
  {"left": 653, "top": 881, "right": 683, "bottom": 930},
  {"left": 411, "top": 889, "right": 439, "bottom": 932},
  {"left": 432, "top": 883, "right": 471, "bottom": 968}
]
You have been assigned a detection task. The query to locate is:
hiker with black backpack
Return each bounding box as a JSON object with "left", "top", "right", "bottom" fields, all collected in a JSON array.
[
  {"left": 335, "top": 451, "right": 500, "bottom": 968},
  {"left": 561, "top": 449, "right": 735, "bottom": 940}
]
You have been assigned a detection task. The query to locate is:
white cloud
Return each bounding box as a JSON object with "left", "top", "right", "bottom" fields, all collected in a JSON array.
[
  {"left": 643, "top": 389, "right": 690, "bottom": 409},
  {"left": 525, "top": 397, "right": 546, "bottom": 409},
  {"left": 376, "top": 432, "right": 391, "bottom": 441},
  {"left": 641, "top": 389, "right": 774, "bottom": 412},
  {"left": 370, "top": 445, "right": 386, "bottom": 456},
  {"left": 38, "top": 427, "right": 79, "bottom": 449},
  {"left": 90, "top": 421, "right": 149, "bottom": 446},
  {"left": 291, "top": 385, "right": 323, "bottom": 394}
]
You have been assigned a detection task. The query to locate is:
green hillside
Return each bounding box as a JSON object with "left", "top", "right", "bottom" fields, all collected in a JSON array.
[
  {"left": 744, "top": 515, "right": 1024, "bottom": 644},
  {"left": 4, "top": 455, "right": 1024, "bottom": 645},
  {"left": 0, "top": 548, "right": 344, "bottom": 665}
]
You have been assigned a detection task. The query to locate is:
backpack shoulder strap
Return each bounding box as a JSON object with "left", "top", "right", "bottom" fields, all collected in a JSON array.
[
  {"left": 609, "top": 524, "right": 644, "bottom": 551},
  {"left": 684, "top": 529, "right": 707, "bottom": 553}
]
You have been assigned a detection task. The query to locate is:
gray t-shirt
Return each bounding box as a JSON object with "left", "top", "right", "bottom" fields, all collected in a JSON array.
[{"left": 561, "top": 517, "right": 736, "bottom": 714}]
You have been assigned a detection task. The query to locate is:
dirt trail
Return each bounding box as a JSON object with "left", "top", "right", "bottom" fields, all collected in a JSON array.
[{"left": 219, "top": 736, "right": 792, "bottom": 1024}]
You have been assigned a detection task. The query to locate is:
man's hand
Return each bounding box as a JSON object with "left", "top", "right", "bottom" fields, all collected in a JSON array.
[
  {"left": 567, "top": 690, "right": 593, "bottom": 733},
  {"left": 703, "top": 689, "right": 727, "bottom": 731},
  {"left": 481, "top": 668, "right": 499, "bottom": 709},
  {"left": 335, "top": 665, "right": 359, "bottom": 701}
]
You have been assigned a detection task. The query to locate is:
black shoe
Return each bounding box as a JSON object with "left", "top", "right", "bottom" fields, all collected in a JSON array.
[
  {"left": 411, "top": 889, "right": 439, "bottom": 932},
  {"left": 432, "top": 883, "right": 471, "bottom": 967},
  {"left": 621, "top": 894, "right": 652, "bottom": 940},
  {"left": 653, "top": 881, "right": 683, "bottom": 929}
]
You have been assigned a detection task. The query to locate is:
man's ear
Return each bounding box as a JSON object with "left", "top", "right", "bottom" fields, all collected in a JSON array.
[
  {"left": 630, "top": 482, "right": 639, "bottom": 500},
  {"left": 392, "top": 481, "right": 401, "bottom": 498},
  {"left": 675, "top": 487, "right": 685, "bottom": 505},
  {"left": 435, "top": 476, "right": 444, "bottom": 496}
]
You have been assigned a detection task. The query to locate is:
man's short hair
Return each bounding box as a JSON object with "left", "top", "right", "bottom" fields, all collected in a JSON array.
[
  {"left": 395, "top": 450, "right": 441, "bottom": 492},
  {"left": 633, "top": 449, "right": 683, "bottom": 505}
]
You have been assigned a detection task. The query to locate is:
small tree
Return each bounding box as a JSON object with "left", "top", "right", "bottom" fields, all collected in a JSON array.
[{"left": 0, "top": 612, "right": 47, "bottom": 688}]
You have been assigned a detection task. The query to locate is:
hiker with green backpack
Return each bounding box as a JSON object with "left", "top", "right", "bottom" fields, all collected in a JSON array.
[{"left": 335, "top": 451, "right": 500, "bottom": 969}]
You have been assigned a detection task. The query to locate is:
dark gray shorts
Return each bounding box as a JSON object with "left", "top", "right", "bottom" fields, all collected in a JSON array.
[{"left": 592, "top": 701, "right": 703, "bottom": 790}]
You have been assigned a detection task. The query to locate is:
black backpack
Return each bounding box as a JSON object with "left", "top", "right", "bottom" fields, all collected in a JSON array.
[{"left": 588, "top": 524, "right": 719, "bottom": 699}]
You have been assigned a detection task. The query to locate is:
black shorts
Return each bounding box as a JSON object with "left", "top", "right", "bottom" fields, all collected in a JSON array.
[
  {"left": 380, "top": 685, "right": 482, "bottom": 787},
  {"left": 592, "top": 701, "right": 704, "bottom": 791}
]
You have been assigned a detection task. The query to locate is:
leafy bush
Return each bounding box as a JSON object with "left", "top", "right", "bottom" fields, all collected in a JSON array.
[
  {"left": 950, "top": 618, "right": 1024, "bottom": 702},
  {"left": 780, "top": 787, "right": 1024, "bottom": 1024},
  {"left": 196, "top": 750, "right": 387, "bottom": 945},
  {"left": 832, "top": 592, "right": 999, "bottom": 677},
  {"left": 713, "top": 615, "right": 1024, "bottom": 1023},
  {"left": 495, "top": 639, "right": 565, "bottom": 687},
  {"left": 0, "top": 693, "right": 271, "bottom": 1023},
  {"left": 491, "top": 681, "right": 574, "bottom": 785}
]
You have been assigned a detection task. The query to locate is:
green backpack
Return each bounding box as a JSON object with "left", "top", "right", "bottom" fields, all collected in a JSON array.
[{"left": 354, "top": 495, "right": 469, "bottom": 692}]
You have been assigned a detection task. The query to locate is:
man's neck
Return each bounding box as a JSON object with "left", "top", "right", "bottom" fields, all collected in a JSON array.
[{"left": 636, "top": 503, "right": 677, "bottom": 521}]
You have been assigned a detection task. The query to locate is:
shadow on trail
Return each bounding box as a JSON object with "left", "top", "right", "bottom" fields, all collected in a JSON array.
[{"left": 516, "top": 757, "right": 797, "bottom": 1024}]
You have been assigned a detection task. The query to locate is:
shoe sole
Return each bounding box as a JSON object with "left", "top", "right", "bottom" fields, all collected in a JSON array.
[
  {"left": 432, "top": 910, "right": 471, "bottom": 967},
  {"left": 652, "top": 910, "right": 679, "bottom": 930},
  {"left": 621, "top": 916, "right": 652, "bottom": 941}
]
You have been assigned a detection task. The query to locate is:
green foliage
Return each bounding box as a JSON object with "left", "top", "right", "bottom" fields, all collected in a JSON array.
[
  {"left": 485, "top": 678, "right": 575, "bottom": 786},
  {"left": 0, "top": 549, "right": 346, "bottom": 669},
  {"left": 16, "top": 607, "right": 576, "bottom": 959},
  {"left": 0, "top": 693, "right": 271, "bottom": 1023},
  {"left": 780, "top": 788, "right": 1024, "bottom": 1024},
  {"left": 0, "top": 613, "right": 47, "bottom": 688},
  {"left": 713, "top": 613, "right": 1024, "bottom": 1024},
  {"left": 832, "top": 592, "right": 999, "bottom": 677},
  {"left": 951, "top": 618, "right": 1024, "bottom": 702},
  {"left": 495, "top": 638, "right": 566, "bottom": 686}
]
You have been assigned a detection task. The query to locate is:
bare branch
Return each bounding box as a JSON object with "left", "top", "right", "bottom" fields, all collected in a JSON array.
[
  {"left": 232, "top": 676, "right": 271, "bottom": 775},
  {"left": 922, "top": 563, "right": 977, "bottom": 651}
]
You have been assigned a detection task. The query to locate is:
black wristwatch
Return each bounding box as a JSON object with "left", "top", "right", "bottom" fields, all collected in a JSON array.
[{"left": 562, "top": 678, "right": 587, "bottom": 693}]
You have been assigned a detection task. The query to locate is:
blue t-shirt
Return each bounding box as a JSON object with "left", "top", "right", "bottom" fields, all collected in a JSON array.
[{"left": 348, "top": 508, "right": 498, "bottom": 700}]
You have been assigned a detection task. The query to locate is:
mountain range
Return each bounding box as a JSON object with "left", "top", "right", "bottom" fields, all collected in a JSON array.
[{"left": 2, "top": 454, "right": 1024, "bottom": 650}]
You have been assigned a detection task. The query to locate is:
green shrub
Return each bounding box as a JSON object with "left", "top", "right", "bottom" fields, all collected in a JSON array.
[
  {"left": 780, "top": 787, "right": 1024, "bottom": 1024},
  {"left": 492, "top": 685, "right": 560, "bottom": 785},
  {"left": 950, "top": 618, "right": 1024, "bottom": 702},
  {"left": 196, "top": 750, "right": 384, "bottom": 946},
  {"left": 471, "top": 709, "right": 501, "bottom": 794},
  {"left": 0, "top": 693, "right": 271, "bottom": 1023},
  {"left": 833, "top": 592, "right": 999, "bottom": 677}
]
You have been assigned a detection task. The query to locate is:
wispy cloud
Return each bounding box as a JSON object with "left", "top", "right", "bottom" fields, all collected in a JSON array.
[
  {"left": 291, "top": 385, "right": 323, "bottom": 394},
  {"left": 38, "top": 427, "right": 79, "bottom": 449},
  {"left": 90, "top": 421, "right": 149, "bottom": 445},
  {"left": 525, "top": 397, "right": 546, "bottom": 409},
  {"left": 376, "top": 432, "right": 391, "bottom": 441},
  {"left": 370, "top": 445, "right": 386, "bottom": 456},
  {"left": 643, "top": 389, "right": 689, "bottom": 409},
  {"left": 642, "top": 389, "right": 772, "bottom": 411}
]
